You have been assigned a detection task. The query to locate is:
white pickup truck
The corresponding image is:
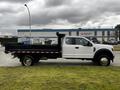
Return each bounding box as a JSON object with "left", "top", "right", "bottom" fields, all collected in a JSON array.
[{"left": 5, "top": 33, "right": 114, "bottom": 66}]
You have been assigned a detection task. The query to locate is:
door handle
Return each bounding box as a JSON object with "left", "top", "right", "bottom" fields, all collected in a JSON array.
[{"left": 75, "top": 47, "right": 79, "bottom": 49}]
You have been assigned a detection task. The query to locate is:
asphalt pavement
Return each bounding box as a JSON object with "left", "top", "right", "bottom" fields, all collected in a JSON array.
[{"left": 0, "top": 46, "right": 120, "bottom": 67}]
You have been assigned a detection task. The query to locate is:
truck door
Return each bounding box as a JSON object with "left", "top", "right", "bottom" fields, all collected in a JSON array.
[
  {"left": 62, "top": 37, "right": 77, "bottom": 58},
  {"left": 62, "top": 37, "right": 94, "bottom": 59},
  {"left": 75, "top": 38, "right": 94, "bottom": 58}
]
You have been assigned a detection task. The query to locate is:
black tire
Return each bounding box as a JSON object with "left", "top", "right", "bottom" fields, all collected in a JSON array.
[
  {"left": 34, "top": 59, "right": 40, "bottom": 63},
  {"left": 97, "top": 55, "right": 111, "bottom": 66},
  {"left": 21, "top": 55, "right": 34, "bottom": 66}
]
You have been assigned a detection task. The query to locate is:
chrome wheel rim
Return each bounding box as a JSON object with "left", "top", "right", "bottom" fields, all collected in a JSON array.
[
  {"left": 23, "top": 57, "right": 32, "bottom": 66},
  {"left": 100, "top": 57, "right": 109, "bottom": 66}
]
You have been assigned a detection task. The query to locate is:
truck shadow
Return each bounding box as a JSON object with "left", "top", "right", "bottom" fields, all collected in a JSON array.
[{"left": 35, "top": 61, "right": 96, "bottom": 66}]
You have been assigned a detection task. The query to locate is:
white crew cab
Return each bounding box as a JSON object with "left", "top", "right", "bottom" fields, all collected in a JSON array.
[{"left": 62, "top": 36, "right": 114, "bottom": 66}]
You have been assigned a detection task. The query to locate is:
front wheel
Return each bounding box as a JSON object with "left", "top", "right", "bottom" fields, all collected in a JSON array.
[
  {"left": 98, "top": 55, "right": 111, "bottom": 66},
  {"left": 21, "top": 55, "right": 34, "bottom": 66}
]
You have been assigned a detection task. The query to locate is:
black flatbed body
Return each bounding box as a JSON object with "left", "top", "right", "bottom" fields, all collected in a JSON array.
[
  {"left": 4, "top": 33, "right": 65, "bottom": 59},
  {"left": 5, "top": 43, "right": 59, "bottom": 52}
]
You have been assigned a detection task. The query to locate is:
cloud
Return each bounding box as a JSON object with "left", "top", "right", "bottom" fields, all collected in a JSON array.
[
  {"left": 17, "top": 0, "right": 120, "bottom": 27},
  {"left": 0, "top": 4, "right": 20, "bottom": 14},
  {"left": 0, "top": 0, "right": 29, "bottom": 3},
  {"left": 1, "top": 0, "right": 120, "bottom": 35},
  {"left": 45, "top": 0, "right": 71, "bottom": 7},
  {"left": 0, "top": 2, "right": 23, "bottom": 26}
]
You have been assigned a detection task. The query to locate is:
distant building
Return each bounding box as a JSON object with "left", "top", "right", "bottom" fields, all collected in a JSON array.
[{"left": 18, "top": 28, "right": 115, "bottom": 43}]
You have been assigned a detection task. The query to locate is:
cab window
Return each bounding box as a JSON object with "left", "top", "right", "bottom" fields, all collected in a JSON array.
[
  {"left": 76, "top": 38, "right": 89, "bottom": 46},
  {"left": 65, "top": 37, "right": 76, "bottom": 45},
  {"left": 66, "top": 37, "right": 92, "bottom": 46}
]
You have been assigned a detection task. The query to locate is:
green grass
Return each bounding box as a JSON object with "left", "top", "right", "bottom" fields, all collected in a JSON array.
[
  {"left": 0, "top": 66, "right": 120, "bottom": 90},
  {"left": 114, "top": 45, "right": 120, "bottom": 51}
]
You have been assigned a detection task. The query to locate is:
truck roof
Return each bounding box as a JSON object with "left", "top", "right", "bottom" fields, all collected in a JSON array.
[{"left": 65, "top": 36, "right": 86, "bottom": 38}]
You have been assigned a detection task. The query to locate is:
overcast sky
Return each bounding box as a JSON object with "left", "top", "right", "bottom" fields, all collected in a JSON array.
[{"left": 0, "top": 0, "right": 120, "bottom": 35}]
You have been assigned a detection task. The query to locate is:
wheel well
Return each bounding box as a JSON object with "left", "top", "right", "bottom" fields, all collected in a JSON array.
[
  {"left": 94, "top": 49, "right": 114, "bottom": 61},
  {"left": 16, "top": 54, "right": 40, "bottom": 62}
]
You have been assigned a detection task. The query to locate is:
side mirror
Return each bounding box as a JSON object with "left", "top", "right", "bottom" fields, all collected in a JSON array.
[
  {"left": 87, "top": 42, "right": 93, "bottom": 47},
  {"left": 83, "top": 42, "right": 93, "bottom": 47}
]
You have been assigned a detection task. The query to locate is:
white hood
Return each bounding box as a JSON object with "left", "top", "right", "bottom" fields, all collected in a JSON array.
[{"left": 94, "top": 44, "right": 113, "bottom": 51}]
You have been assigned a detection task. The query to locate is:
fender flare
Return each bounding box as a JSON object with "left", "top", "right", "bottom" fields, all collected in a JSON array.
[{"left": 94, "top": 49, "right": 114, "bottom": 62}]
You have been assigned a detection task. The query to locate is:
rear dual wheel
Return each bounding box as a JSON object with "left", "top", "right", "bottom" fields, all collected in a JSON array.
[{"left": 21, "top": 55, "right": 34, "bottom": 66}]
